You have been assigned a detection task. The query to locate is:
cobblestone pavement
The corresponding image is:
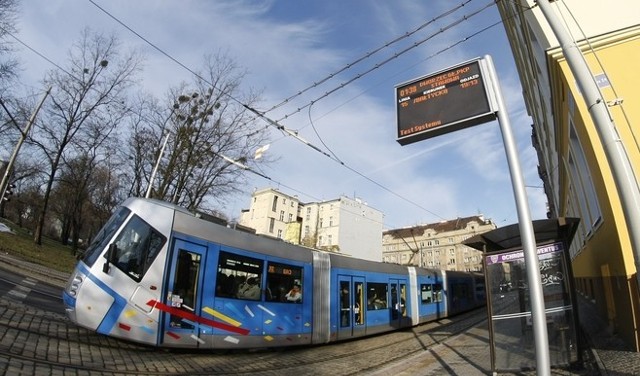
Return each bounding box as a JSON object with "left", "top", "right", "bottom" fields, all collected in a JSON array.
[{"left": 1, "top": 252, "right": 640, "bottom": 375}]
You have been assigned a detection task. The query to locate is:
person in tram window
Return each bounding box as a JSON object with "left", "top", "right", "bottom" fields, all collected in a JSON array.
[
  {"left": 285, "top": 283, "right": 302, "bottom": 303},
  {"left": 236, "top": 277, "right": 261, "bottom": 300}
]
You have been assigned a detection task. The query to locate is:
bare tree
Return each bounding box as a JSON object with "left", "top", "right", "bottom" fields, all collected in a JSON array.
[
  {"left": 0, "top": 0, "right": 19, "bottom": 92},
  {"left": 0, "top": 0, "right": 21, "bottom": 163},
  {"left": 28, "top": 28, "right": 142, "bottom": 245},
  {"left": 138, "top": 52, "right": 271, "bottom": 211},
  {"left": 120, "top": 93, "right": 166, "bottom": 198}
]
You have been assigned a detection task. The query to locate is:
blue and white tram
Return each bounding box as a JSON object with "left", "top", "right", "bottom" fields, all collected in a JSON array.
[{"left": 63, "top": 198, "right": 484, "bottom": 349}]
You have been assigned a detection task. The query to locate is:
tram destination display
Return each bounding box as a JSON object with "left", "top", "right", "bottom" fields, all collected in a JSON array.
[{"left": 396, "top": 58, "right": 497, "bottom": 145}]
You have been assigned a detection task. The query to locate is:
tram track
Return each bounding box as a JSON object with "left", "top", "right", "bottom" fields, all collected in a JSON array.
[
  {"left": 0, "top": 291, "right": 487, "bottom": 375},
  {"left": 0, "top": 274, "right": 63, "bottom": 301}
]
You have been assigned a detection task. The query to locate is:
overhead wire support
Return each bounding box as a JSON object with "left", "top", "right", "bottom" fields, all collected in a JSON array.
[{"left": 241, "top": 104, "right": 335, "bottom": 161}]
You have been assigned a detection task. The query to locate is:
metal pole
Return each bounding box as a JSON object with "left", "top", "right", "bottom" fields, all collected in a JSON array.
[
  {"left": 536, "top": 0, "right": 640, "bottom": 310},
  {"left": 145, "top": 131, "right": 170, "bottom": 199},
  {"left": 485, "top": 55, "right": 550, "bottom": 375},
  {"left": 0, "top": 87, "right": 51, "bottom": 202}
]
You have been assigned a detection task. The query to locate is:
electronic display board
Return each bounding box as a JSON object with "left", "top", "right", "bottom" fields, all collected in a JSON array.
[{"left": 396, "top": 58, "right": 497, "bottom": 145}]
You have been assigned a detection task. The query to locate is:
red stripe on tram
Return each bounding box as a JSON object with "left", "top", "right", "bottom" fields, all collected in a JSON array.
[{"left": 146, "top": 300, "right": 250, "bottom": 336}]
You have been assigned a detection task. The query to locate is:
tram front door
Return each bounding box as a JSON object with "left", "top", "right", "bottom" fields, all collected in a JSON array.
[
  {"left": 337, "top": 275, "right": 365, "bottom": 340},
  {"left": 160, "top": 238, "right": 208, "bottom": 347}
]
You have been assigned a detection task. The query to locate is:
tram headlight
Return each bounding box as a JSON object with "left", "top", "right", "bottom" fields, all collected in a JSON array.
[{"left": 65, "top": 270, "right": 86, "bottom": 298}]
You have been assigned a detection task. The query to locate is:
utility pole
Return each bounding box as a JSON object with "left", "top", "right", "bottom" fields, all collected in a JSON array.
[{"left": 0, "top": 87, "right": 52, "bottom": 202}]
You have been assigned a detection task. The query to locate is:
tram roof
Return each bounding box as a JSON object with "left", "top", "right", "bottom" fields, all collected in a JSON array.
[{"left": 462, "top": 217, "right": 580, "bottom": 252}]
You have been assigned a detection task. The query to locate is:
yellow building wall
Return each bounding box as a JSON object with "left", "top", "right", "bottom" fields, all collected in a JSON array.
[{"left": 553, "top": 29, "right": 640, "bottom": 349}]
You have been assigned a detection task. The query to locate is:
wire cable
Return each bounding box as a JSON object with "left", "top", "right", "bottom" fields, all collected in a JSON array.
[
  {"left": 273, "top": 0, "right": 496, "bottom": 124},
  {"left": 30, "top": 0, "right": 520, "bottom": 225},
  {"left": 263, "top": 0, "right": 477, "bottom": 115}
]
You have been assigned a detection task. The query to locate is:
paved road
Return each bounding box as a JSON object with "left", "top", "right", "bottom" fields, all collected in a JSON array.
[
  {"left": 0, "top": 265, "right": 491, "bottom": 375},
  {"left": 1, "top": 253, "right": 640, "bottom": 375}
]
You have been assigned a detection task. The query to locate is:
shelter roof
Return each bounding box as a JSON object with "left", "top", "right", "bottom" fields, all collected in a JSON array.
[{"left": 463, "top": 217, "right": 580, "bottom": 252}]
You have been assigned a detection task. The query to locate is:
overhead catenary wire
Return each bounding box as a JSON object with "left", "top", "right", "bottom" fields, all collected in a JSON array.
[
  {"left": 263, "top": 0, "right": 478, "bottom": 115},
  {"left": 15, "top": 0, "right": 530, "bottom": 227},
  {"left": 85, "top": 0, "right": 509, "bottom": 225},
  {"left": 272, "top": 0, "right": 497, "bottom": 124}
]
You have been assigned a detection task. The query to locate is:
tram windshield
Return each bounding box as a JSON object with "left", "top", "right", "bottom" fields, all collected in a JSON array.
[
  {"left": 81, "top": 207, "right": 131, "bottom": 267},
  {"left": 110, "top": 215, "right": 166, "bottom": 282}
]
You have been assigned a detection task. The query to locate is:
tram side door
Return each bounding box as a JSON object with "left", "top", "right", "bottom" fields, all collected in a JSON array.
[
  {"left": 160, "top": 238, "right": 207, "bottom": 347},
  {"left": 390, "top": 278, "right": 408, "bottom": 328},
  {"left": 337, "top": 275, "right": 365, "bottom": 340}
]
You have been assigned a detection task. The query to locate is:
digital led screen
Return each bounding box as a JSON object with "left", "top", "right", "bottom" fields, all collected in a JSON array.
[{"left": 396, "top": 59, "right": 497, "bottom": 145}]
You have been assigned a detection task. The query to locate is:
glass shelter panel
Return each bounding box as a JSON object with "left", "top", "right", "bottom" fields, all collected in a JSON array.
[{"left": 485, "top": 242, "right": 578, "bottom": 372}]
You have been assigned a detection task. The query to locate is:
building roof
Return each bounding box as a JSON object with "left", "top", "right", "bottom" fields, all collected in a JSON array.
[
  {"left": 462, "top": 217, "right": 580, "bottom": 252},
  {"left": 383, "top": 215, "right": 491, "bottom": 239}
]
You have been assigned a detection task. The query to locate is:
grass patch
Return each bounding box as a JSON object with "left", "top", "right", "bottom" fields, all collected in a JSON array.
[{"left": 0, "top": 219, "right": 77, "bottom": 274}]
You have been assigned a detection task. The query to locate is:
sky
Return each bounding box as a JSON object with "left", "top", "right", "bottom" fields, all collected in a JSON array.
[{"left": 11, "top": 0, "right": 548, "bottom": 230}]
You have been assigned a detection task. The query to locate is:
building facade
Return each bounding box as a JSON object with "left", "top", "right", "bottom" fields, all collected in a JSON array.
[
  {"left": 382, "top": 216, "right": 496, "bottom": 271},
  {"left": 239, "top": 188, "right": 301, "bottom": 241},
  {"left": 239, "top": 188, "right": 384, "bottom": 261},
  {"left": 496, "top": 0, "right": 640, "bottom": 349}
]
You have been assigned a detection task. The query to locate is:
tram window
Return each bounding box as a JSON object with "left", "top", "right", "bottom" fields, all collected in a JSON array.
[
  {"left": 421, "top": 283, "right": 444, "bottom": 304},
  {"left": 340, "top": 281, "right": 350, "bottom": 327},
  {"left": 433, "top": 283, "right": 443, "bottom": 303},
  {"left": 216, "top": 251, "right": 263, "bottom": 301},
  {"left": 82, "top": 207, "right": 131, "bottom": 267},
  {"left": 366, "top": 283, "right": 388, "bottom": 310},
  {"left": 420, "top": 284, "right": 433, "bottom": 303},
  {"left": 354, "top": 281, "right": 364, "bottom": 325},
  {"left": 170, "top": 250, "right": 201, "bottom": 329},
  {"left": 265, "top": 262, "right": 303, "bottom": 303},
  {"left": 110, "top": 215, "right": 166, "bottom": 282}
]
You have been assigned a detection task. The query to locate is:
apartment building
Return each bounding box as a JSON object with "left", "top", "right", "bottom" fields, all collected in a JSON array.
[
  {"left": 239, "top": 188, "right": 384, "bottom": 261},
  {"left": 496, "top": 0, "right": 640, "bottom": 349},
  {"left": 382, "top": 215, "right": 496, "bottom": 271},
  {"left": 238, "top": 188, "right": 301, "bottom": 241}
]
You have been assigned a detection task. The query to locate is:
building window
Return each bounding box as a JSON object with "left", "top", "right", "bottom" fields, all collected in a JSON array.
[
  {"left": 269, "top": 218, "right": 275, "bottom": 233},
  {"left": 279, "top": 210, "right": 285, "bottom": 221},
  {"left": 277, "top": 229, "right": 283, "bottom": 239},
  {"left": 288, "top": 213, "right": 293, "bottom": 222},
  {"left": 328, "top": 234, "right": 332, "bottom": 244},
  {"left": 329, "top": 216, "right": 333, "bottom": 226},
  {"left": 272, "top": 196, "right": 278, "bottom": 211},
  {"left": 568, "top": 120, "right": 602, "bottom": 232},
  {"left": 319, "top": 218, "right": 323, "bottom": 227}
]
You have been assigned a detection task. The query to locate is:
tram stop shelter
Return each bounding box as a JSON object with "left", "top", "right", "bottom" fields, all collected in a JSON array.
[{"left": 463, "top": 217, "right": 581, "bottom": 373}]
